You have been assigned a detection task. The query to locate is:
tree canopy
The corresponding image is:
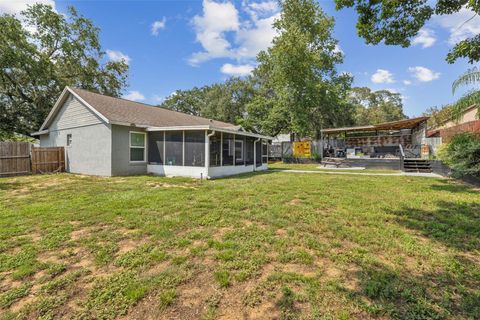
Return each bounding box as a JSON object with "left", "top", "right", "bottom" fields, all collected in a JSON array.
[
  {"left": 335, "top": 0, "right": 480, "bottom": 64},
  {"left": 160, "top": 77, "right": 254, "bottom": 125},
  {"left": 348, "top": 87, "right": 407, "bottom": 126},
  {"left": 244, "top": 0, "right": 353, "bottom": 137},
  {"left": 0, "top": 4, "right": 128, "bottom": 136}
]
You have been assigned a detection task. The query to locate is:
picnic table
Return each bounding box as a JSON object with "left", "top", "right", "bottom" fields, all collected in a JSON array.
[{"left": 321, "top": 158, "right": 346, "bottom": 168}]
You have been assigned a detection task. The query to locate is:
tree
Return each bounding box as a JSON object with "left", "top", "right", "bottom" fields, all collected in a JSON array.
[
  {"left": 245, "top": 0, "right": 353, "bottom": 137},
  {"left": 335, "top": 0, "right": 480, "bottom": 64},
  {"left": 453, "top": 67, "right": 480, "bottom": 94},
  {"left": 160, "top": 77, "right": 254, "bottom": 125},
  {"left": 0, "top": 4, "right": 128, "bottom": 136},
  {"left": 348, "top": 87, "right": 407, "bottom": 125}
]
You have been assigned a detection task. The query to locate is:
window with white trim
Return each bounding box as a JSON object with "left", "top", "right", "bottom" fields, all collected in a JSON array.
[{"left": 130, "top": 131, "right": 146, "bottom": 162}]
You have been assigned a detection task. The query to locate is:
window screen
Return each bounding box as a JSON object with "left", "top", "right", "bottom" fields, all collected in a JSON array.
[
  {"left": 209, "top": 132, "right": 222, "bottom": 167},
  {"left": 222, "top": 133, "right": 234, "bottom": 166},
  {"left": 262, "top": 141, "right": 268, "bottom": 164},
  {"left": 235, "top": 135, "right": 245, "bottom": 165},
  {"left": 130, "top": 132, "right": 145, "bottom": 162},
  {"left": 148, "top": 131, "right": 164, "bottom": 164},
  {"left": 245, "top": 137, "right": 254, "bottom": 165},
  {"left": 255, "top": 139, "right": 262, "bottom": 167},
  {"left": 185, "top": 131, "right": 205, "bottom": 167},
  {"left": 165, "top": 131, "right": 183, "bottom": 166}
]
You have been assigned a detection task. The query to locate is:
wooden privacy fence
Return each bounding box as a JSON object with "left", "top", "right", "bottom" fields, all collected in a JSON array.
[
  {"left": 0, "top": 142, "right": 31, "bottom": 176},
  {"left": 31, "top": 147, "right": 65, "bottom": 174},
  {"left": 0, "top": 142, "right": 65, "bottom": 176}
]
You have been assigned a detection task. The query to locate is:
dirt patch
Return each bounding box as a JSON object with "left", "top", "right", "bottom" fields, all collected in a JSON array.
[
  {"left": 70, "top": 228, "right": 92, "bottom": 241},
  {"left": 282, "top": 263, "right": 318, "bottom": 278},
  {"left": 247, "top": 300, "right": 280, "bottom": 320},
  {"left": 212, "top": 227, "right": 233, "bottom": 241},
  {"left": 276, "top": 229, "right": 287, "bottom": 236},
  {"left": 145, "top": 182, "right": 197, "bottom": 189},
  {"left": 287, "top": 198, "right": 303, "bottom": 206},
  {"left": 37, "top": 251, "right": 64, "bottom": 265},
  {"left": 116, "top": 238, "right": 147, "bottom": 255}
]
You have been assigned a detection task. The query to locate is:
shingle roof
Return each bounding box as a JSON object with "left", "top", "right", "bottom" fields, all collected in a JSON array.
[{"left": 70, "top": 88, "right": 239, "bottom": 129}]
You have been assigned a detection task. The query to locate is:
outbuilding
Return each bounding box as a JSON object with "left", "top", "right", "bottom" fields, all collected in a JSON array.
[{"left": 32, "top": 87, "right": 271, "bottom": 178}]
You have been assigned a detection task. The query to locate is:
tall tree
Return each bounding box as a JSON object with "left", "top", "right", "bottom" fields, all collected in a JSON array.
[
  {"left": 245, "top": 0, "right": 353, "bottom": 137},
  {"left": 0, "top": 4, "right": 128, "bottom": 136},
  {"left": 335, "top": 0, "right": 480, "bottom": 64},
  {"left": 160, "top": 77, "right": 254, "bottom": 125},
  {"left": 348, "top": 87, "right": 407, "bottom": 126}
]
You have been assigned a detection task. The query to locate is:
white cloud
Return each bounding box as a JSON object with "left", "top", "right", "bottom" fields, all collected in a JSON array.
[
  {"left": 123, "top": 91, "right": 145, "bottom": 102},
  {"left": 189, "top": 0, "right": 279, "bottom": 66},
  {"left": 189, "top": 0, "right": 240, "bottom": 65},
  {"left": 403, "top": 80, "right": 412, "bottom": 85},
  {"left": 106, "top": 50, "right": 131, "bottom": 65},
  {"left": 151, "top": 17, "right": 166, "bottom": 36},
  {"left": 408, "top": 66, "right": 440, "bottom": 82},
  {"left": 243, "top": 0, "right": 278, "bottom": 19},
  {"left": 435, "top": 7, "right": 480, "bottom": 45},
  {"left": 412, "top": 28, "right": 436, "bottom": 48},
  {"left": 220, "top": 63, "right": 254, "bottom": 76},
  {"left": 0, "top": 0, "right": 55, "bottom": 14},
  {"left": 371, "top": 69, "right": 395, "bottom": 84}
]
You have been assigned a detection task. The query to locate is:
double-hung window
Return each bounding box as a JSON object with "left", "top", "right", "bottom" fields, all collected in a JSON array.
[{"left": 130, "top": 131, "right": 146, "bottom": 162}]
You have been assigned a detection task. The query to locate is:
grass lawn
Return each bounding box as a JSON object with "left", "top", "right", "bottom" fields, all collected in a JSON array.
[
  {"left": 268, "top": 162, "right": 401, "bottom": 174},
  {"left": 0, "top": 172, "right": 479, "bottom": 319}
]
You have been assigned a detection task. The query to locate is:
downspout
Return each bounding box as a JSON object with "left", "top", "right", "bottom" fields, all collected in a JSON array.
[
  {"left": 205, "top": 130, "right": 215, "bottom": 179},
  {"left": 253, "top": 137, "right": 261, "bottom": 172}
]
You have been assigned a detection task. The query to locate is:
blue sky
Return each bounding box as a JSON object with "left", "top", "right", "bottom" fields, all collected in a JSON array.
[{"left": 1, "top": 0, "right": 478, "bottom": 117}]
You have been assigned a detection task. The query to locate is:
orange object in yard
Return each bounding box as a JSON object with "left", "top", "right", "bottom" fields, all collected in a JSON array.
[{"left": 293, "top": 141, "right": 311, "bottom": 157}]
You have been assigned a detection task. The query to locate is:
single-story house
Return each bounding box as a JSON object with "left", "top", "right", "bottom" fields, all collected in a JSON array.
[
  {"left": 427, "top": 104, "right": 479, "bottom": 142},
  {"left": 32, "top": 87, "right": 271, "bottom": 178}
]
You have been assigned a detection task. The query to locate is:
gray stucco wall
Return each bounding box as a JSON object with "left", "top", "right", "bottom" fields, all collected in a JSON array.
[
  {"left": 39, "top": 123, "right": 112, "bottom": 176},
  {"left": 111, "top": 125, "right": 147, "bottom": 176}
]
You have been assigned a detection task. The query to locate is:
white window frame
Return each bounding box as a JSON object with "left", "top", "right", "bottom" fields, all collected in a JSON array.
[
  {"left": 129, "top": 131, "right": 147, "bottom": 163},
  {"left": 235, "top": 139, "right": 244, "bottom": 161},
  {"left": 66, "top": 134, "right": 72, "bottom": 147}
]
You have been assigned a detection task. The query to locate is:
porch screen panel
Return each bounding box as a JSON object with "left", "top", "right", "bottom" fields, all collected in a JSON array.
[
  {"left": 245, "top": 137, "right": 254, "bottom": 165},
  {"left": 209, "top": 132, "right": 222, "bottom": 166},
  {"left": 235, "top": 135, "right": 245, "bottom": 165},
  {"left": 222, "top": 133, "right": 234, "bottom": 166},
  {"left": 148, "top": 131, "right": 164, "bottom": 164},
  {"left": 185, "top": 131, "right": 205, "bottom": 167},
  {"left": 165, "top": 131, "right": 183, "bottom": 166},
  {"left": 255, "top": 140, "right": 262, "bottom": 167},
  {"left": 262, "top": 141, "right": 268, "bottom": 164}
]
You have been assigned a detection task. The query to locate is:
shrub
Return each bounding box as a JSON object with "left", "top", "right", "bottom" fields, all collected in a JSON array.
[{"left": 438, "top": 133, "right": 480, "bottom": 178}]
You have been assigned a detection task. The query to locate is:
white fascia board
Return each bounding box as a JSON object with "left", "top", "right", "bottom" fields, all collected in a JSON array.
[
  {"left": 146, "top": 125, "right": 272, "bottom": 140},
  {"left": 211, "top": 126, "right": 273, "bottom": 140},
  {"left": 31, "top": 129, "right": 49, "bottom": 136},
  {"left": 146, "top": 125, "right": 211, "bottom": 131},
  {"left": 39, "top": 86, "right": 110, "bottom": 131}
]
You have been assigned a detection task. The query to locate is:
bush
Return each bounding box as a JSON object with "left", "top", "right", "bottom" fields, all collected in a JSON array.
[{"left": 438, "top": 133, "right": 480, "bottom": 178}]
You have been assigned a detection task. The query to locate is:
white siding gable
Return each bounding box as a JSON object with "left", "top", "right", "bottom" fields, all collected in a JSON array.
[{"left": 49, "top": 95, "right": 103, "bottom": 131}]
